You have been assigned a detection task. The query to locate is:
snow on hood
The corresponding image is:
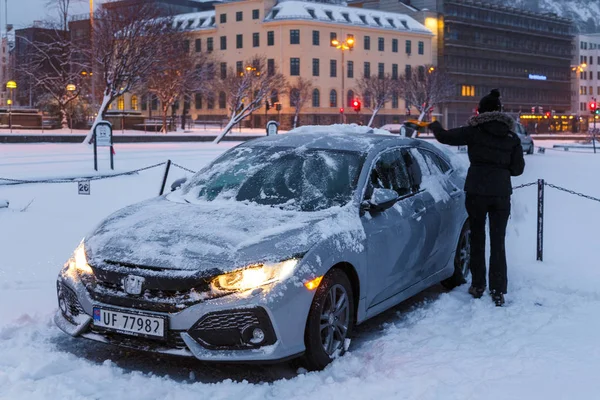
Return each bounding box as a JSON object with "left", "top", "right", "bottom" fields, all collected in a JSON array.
[{"left": 85, "top": 196, "right": 364, "bottom": 274}]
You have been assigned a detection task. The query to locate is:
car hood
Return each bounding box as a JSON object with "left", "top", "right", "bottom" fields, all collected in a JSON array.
[{"left": 85, "top": 196, "right": 363, "bottom": 275}]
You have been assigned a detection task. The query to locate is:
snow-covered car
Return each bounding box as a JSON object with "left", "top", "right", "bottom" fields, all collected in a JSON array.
[
  {"left": 55, "top": 128, "right": 470, "bottom": 370},
  {"left": 516, "top": 122, "right": 535, "bottom": 154}
]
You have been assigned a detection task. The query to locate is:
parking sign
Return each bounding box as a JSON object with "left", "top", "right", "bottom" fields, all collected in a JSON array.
[{"left": 95, "top": 122, "right": 112, "bottom": 147}]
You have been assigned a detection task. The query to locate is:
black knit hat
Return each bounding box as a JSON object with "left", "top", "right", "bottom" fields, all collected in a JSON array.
[{"left": 478, "top": 89, "right": 502, "bottom": 113}]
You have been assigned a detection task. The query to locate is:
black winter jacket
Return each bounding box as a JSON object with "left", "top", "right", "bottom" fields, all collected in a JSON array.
[{"left": 429, "top": 112, "right": 525, "bottom": 196}]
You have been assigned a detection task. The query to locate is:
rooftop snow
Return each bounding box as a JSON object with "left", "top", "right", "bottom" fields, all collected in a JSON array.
[
  {"left": 265, "top": 1, "right": 432, "bottom": 35},
  {"left": 172, "top": 10, "right": 216, "bottom": 31}
]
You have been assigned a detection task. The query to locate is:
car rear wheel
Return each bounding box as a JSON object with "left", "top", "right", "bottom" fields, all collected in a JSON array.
[
  {"left": 302, "top": 268, "right": 354, "bottom": 371},
  {"left": 527, "top": 144, "right": 534, "bottom": 155},
  {"left": 441, "top": 220, "right": 471, "bottom": 290}
]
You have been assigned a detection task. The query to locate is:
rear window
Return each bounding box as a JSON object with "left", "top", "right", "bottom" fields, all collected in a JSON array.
[{"left": 413, "top": 148, "right": 451, "bottom": 175}]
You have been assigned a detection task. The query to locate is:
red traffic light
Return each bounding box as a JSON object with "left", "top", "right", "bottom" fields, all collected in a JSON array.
[
  {"left": 590, "top": 101, "right": 597, "bottom": 112},
  {"left": 339, "top": 107, "right": 344, "bottom": 113},
  {"left": 545, "top": 111, "right": 551, "bottom": 118},
  {"left": 352, "top": 99, "right": 361, "bottom": 112}
]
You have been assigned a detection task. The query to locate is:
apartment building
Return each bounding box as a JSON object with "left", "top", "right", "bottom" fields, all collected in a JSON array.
[
  {"left": 120, "top": 0, "right": 434, "bottom": 128},
  {"left": 572, "top": 34, "right": 600, "bottom": 127}
]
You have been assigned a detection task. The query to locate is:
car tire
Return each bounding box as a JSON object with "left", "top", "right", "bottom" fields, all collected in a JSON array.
[
  {"left": 301, "top": 268, "right": 355, "bottom": 371},
  {"left": 527, "top": 144, "right": 534, "bottom": 155},
  {"left": 440, "top": 219, "right": 471, "bottom": 290}
]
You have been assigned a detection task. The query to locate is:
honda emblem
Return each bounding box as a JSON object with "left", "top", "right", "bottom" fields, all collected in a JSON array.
[{"left": 122, "top": 275, "right": 145, "bottom": 295}]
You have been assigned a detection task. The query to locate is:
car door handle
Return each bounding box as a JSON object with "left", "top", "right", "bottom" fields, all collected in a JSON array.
[
  {"left": 450, "top": 187, "right": 462, "bottom": 198},
  {"left": 412, "top": 207, "right": 426, "bottom": 219}
]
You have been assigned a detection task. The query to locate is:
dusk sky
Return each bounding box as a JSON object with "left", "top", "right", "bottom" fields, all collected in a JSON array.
[{"left": 8, "top": 0, "right": 98, "bottom": 30}]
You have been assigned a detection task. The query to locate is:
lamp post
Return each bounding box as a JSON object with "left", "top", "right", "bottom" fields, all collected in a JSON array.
[
  {"left": 66, "top": 83, "right": 77, "bottom": 133},
  {"left": 6, "top": 80, "right": 17, "bottom": 133},
  {"left": 331, "top": 35, "right": 354, "bottom": 124},
  {"left": 571, "top": 63, "right": 587, "bottom": 132}
]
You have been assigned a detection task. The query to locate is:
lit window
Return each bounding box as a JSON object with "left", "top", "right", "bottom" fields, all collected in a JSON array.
[
  {"left": 117, "top": 96, "right": 124, "bottom": 110},
  {"left": 461, "top": 85, "right": 475, "bottom": 97},
  {"left": 131, "top": 95, "right": 138, "bottom": 111}
]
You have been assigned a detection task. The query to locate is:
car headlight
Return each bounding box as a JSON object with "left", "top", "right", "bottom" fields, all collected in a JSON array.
[
  {"left": 210, "top": 259, "right": 299, "bottom": 292},
  {"left": 67, "top": 241, "right": 94, "bottom": 276}
]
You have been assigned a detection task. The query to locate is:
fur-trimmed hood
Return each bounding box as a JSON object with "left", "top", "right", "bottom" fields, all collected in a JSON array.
[{"left": 468, "top": 111, "right": 516, "bottom": 132}]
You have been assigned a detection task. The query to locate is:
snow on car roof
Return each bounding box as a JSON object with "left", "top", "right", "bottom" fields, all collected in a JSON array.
[{"left": 245, "top": 124, "right": 415, "bottom": 153}]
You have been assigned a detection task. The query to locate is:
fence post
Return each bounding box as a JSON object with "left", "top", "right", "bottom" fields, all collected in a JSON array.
[
  {"left": 159, "top": 160, "right": 171, "bottom": 196},
  {"left": 537, "top": 179, "right": 544, "bottom": 261}
]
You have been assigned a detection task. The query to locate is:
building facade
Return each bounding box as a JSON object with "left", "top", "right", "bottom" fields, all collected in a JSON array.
[
  {"left": 118, "top": 0, "right": 434, "bottom": 128},
  {"left": 571, "top": 33, "right": 600, "bottom": 131},
  {"left": 352, "top": 0, "right": 574, "bottom": 131}
]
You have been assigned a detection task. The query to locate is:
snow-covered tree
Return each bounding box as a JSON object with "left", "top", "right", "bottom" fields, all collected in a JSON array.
[
  {"left": 287, "top": 77, "right": 313, "bottom": 129},
  {"left": 83, "top": 4, "right": 170, "bottom": 143},
  {"left": 402, "top": 65, "right": 454, "bottom": 124},
  {"left": 355, "top": 73, "right": 400, "bottom": 127},
  {"left": 16, "top": 26, "right": 83, "bottom": 129},
  {"left": 147, "top": 34, "right": 214, "bottom": 133},
  {"left": 213, "top": 56, "right": 286, "bottom": 144}
]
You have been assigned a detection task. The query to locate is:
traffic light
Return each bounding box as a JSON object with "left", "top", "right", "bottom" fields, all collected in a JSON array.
[
  {"left": 545, "top": 111, "right": 551, "bottom": 118},
  {"left": 340, "top": 107, "right": 344, "bottom": 114},
  {"left": 590, "top": 100, "right": 597, "bottom": 113},
  {"left": 352, "top": 99, "right": 361, "bottom": 112},
  {"left": 265, "top": 100, "right": 270, "bottom": 111}
]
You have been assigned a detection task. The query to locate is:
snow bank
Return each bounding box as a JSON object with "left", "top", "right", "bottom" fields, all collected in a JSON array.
[
  {"left": 2, "top": 142, "right": 600, "bottom": 399},
  {"left": 0, "top": 199, "right": 8, "bottom": 208}
]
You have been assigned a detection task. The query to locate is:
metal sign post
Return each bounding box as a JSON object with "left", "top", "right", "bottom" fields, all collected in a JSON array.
[
  {"left": 266, "top": 120, "right": 279, "bottom": 136},
  {"left": 93, "top": 121, "right": 114, "bottom": 171}
]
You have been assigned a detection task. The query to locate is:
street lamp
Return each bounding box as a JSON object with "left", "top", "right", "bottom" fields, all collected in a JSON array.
[
  {"left": 331, "top": 35, "right": 355, "bottom": 123},
  {"left": 67, "top": 83, "right": 77, "bottom": 133},
  {"left": 6, "top": 80, "right": 17, "bottom": 133}
]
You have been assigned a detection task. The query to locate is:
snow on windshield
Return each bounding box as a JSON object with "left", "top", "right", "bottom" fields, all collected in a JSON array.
[{"left": 179, "top": 145, "right": 365, "bottom": 212}]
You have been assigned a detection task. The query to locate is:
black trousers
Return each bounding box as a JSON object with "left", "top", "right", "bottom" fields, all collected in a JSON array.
[{"left": 465, "top": 194, "right": 511, "bottom": 294}]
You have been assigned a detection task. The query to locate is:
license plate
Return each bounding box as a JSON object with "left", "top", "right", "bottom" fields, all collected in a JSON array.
[{"left": 92, "top": 307, "right": 166, "bottom": 339}]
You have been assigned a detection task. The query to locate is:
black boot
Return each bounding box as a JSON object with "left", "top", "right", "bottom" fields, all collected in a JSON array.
[
  {"left": 490, "top": 290, "right": 505, "bottom": 307},
  {"left": 468, "top": 286, "right": 485, "bottom": 299}
]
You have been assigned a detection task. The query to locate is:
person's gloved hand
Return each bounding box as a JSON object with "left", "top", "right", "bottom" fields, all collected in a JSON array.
[{"left": 405, "top": 119, "right": 429, "bottom": 128}]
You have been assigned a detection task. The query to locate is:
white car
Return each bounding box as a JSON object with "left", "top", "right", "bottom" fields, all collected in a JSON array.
[{"left": 515, "top": 123, "right": 535, "bottom": 154}]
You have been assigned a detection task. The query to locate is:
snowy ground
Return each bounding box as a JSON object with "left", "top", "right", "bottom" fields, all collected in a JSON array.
[{"left": 1, "top": 140, "right": 600, "bottom": 399}]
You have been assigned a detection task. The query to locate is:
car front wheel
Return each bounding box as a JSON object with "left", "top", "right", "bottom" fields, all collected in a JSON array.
[{"left": 302, "top": 268, "right": 354, "bottom": 370}]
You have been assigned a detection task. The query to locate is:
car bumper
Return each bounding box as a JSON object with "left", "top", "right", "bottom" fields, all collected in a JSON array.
[{"left": 55, "top": 270, "right": 314, "bottom": 363}]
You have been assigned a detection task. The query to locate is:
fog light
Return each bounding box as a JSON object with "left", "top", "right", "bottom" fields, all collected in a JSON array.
[{"left": 250, "top": 328, "right": 265, "bottom": 344}]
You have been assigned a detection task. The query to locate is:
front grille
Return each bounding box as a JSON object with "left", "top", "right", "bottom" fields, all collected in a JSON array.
[
  {"left": 84, "top": 276, "right": 210, "bottom": 313},
  {"left": 197, "top": 311, "right": 260, "bottom": 331},
  {"left": 89, "top": 326, "right": 188, "bottom": 352}
]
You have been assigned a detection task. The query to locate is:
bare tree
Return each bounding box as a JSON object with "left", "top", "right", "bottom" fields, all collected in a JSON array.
[
  {"left": 287, "top": 77, "right": 313, "bottom": 129},
  {"left": 213, "top": 56, "right": 286, "bottom": 144},
  {"left": 402, "top": 65, "right": 454, "bottom": 125},
  {"left": 355, "top": 73, "right": 400, "bottom": 127},
  {"left": 16, "top": 26, "right": 84, "bottom": 129},
  {"left": 46, "top": 0, "right": 79, "bottom": 31},
  {"left": 83, "top": 4, "right": 170, "bottom": 143},
  {"left": 147, "top": 33, "right": 214, "bottom": 133}
]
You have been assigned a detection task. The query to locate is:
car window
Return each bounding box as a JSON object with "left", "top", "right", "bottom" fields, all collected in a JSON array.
[
  {"left": 369, "top": 150, "right": 412, "bottom": 198},
  {"left": 413, "top": 148, "right": 451, "bottom": 175},
  {"left": 181, "top": 146, "right": 365, "bottom": 212}
]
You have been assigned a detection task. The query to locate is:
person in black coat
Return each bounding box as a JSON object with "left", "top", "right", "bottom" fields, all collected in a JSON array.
[{"left": 428, "top": 89, "right": 525, "bottom": 306}]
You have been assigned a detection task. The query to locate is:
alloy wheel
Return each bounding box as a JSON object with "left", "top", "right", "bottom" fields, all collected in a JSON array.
[
  {"left": 319, "top": 284, "right": 350, "bottom": 356},
  {"left": 459, "top": 228, "right": 471, "bottom": 278}
]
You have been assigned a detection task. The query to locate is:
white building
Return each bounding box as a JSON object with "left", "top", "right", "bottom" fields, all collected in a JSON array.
[{"left": 572, "top": 33, "right": 600, "bottom": 126}]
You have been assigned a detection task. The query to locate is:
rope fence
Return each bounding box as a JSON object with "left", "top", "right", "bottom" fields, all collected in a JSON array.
[
  {"left": 3, "top": 162, "right": 599, "bottom": 263},
  {"left": 512, "top": 179, "right": 600, "bottom": 261}
]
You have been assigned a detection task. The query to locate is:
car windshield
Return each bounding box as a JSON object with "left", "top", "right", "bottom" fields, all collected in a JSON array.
[{"left": 181, "top": 145, "right": 365, "bottom": 212}]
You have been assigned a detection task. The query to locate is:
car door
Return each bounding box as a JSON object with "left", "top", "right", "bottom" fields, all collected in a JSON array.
[
  {"left": 361, "top": 148, "right": 430, "bottom": 309},
  {"left": 410, "top": 148, "right": 461, "bottom": 275}
]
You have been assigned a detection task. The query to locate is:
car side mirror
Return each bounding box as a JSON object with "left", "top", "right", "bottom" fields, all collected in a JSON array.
[
  {"left": 170, "top": 177, "right": 187, "bottom": 192},
  {"left": 365, "top": 188, "right": 399, "bottom": 212}
]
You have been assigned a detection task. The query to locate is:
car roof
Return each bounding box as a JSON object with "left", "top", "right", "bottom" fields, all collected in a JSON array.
[{"left": 242, "top": 130, "right": 419, "bottom": 154}]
